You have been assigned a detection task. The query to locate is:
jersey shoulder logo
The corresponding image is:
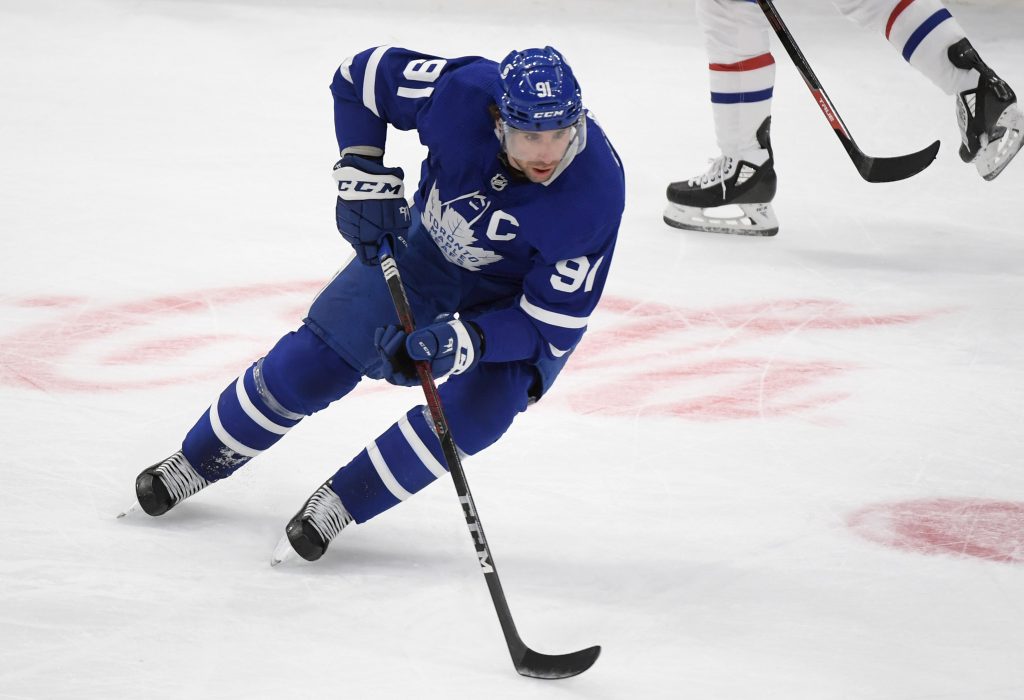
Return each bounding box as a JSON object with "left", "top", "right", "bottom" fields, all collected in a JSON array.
[{"left": 421, "top": 183, "right": 504, "bottom": 271}]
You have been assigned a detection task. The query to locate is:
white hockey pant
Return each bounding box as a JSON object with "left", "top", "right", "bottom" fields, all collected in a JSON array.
[{"left": 696, "top": 0, "right": 975, "bottom": 153}]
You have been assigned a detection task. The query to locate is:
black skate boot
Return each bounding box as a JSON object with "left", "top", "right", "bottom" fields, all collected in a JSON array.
[
  {"left": 664, "top": 116, "right": 779, "bottom": 236},
  {"left": 278, "top": 482, "right": 353, "bottom": 562},
  {"left": 949, "top": 38, "right": 1023, "bottom": 181},
  {"left": 135, "top": 451, "right": 211, "bottom": 516}
]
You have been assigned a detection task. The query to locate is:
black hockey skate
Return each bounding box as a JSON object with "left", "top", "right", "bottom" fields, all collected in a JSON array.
[
  {"left": 135, "top": 451, "right": 211, "bottom": 516},
  {"left": 274, "top": 482, "right": 353, "bottom": 564},
  {"left": 949, "top": 38, "right": 1023, "bottom": 181},
  {"left": 664, "top": 117, "right": 779, "bottom": 236}
]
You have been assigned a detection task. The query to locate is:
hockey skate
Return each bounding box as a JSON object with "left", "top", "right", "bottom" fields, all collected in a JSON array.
[
  {"left": 664, "top": 117, "right": 779, "bottom": 236},
  {"left": 133, "top": 451, "right": 211, "bottom": 516},
  {"left": 271, "top": 482, "right": 353, "bottom": 565},
  {"left": 949, "top": 39, "right": 1023, "bottom": 181}
]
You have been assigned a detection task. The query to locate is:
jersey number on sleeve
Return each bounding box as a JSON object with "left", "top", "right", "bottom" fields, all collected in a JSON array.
[
  {"left": 550, "top": 256, "right": 605, "bottom": 294},
  {"left": 397, "top": 59, "right": 447, "bottom": 99}
]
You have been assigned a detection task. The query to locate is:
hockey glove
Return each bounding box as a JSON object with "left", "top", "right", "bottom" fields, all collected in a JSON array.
[
  {"left": 375, "top": 316, "right": 483, "bottom": 387},
  {"left": 333, "top": 155, "right": 410, "bottom": 266}
]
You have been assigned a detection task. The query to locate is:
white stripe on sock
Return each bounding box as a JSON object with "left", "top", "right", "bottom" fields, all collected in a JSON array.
[
  {"left": 366, "top": 440, "right": 413, "bottom": 501},
  {"left": 398, "top": 414, "right": 447, "bottom": 478},
  {"left": 209, "top": 400, "right": 262, "bottom": 458},
  {"left": 234, "top": 376, "right": 291, "bottom": 436}
]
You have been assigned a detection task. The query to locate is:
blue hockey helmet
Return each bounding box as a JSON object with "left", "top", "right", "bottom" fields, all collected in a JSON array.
[{"left": 498, "top": 47, "right": 583, "bottom": 131}]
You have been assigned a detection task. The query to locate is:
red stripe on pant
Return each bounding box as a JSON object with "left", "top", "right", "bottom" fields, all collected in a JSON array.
[
  {"left": 886, "top": 0, "right": 917, "bottom": 39},
  {"left": 709, "top": 53, "right": 775, "bottom": 72}
]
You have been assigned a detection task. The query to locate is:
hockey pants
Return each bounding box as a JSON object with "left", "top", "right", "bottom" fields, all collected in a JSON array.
[{"left": 180, "top": 321, "right": 544, "bottom": 523}]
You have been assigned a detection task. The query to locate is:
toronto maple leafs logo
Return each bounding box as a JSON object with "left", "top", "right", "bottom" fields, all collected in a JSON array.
[{"left": 421, "top": 183, "right": 504, "bottom": 271}]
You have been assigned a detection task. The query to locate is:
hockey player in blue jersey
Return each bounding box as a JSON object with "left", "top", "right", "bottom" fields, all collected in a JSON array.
[{"left": 132, "top": 46, "right": 625, "bottom": 563}]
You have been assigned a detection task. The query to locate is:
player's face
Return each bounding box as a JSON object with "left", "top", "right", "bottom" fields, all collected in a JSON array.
[{"left": 502, "top": 123, "right": 577, "bottom": 183}]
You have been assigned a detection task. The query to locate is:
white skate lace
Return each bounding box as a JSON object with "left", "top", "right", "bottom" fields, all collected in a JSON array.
[
  {"left": 302, "top": 484, "right": 353, "bottom": 544},
  {"left": 688, "top": 155, "right": 734, "bottom": 197},
  {"left": 155, "top": 453, "right": 210, "bottom": 504}
]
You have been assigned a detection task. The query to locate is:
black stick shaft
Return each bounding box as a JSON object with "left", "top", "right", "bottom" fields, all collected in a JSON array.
[
  {"left": 756, "top": 0, "right": 858, "bottom": 154},
  {"left": 378, "top": 248, "right": 525, "bottom": 651},
  {"left": 376, "top": 241, "right": 599, "bottom": 678}
]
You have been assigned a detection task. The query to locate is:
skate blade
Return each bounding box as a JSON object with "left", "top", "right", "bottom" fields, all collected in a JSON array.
[
  {"left": 663, "top": 202, "right": 779, "bottom": 237},
  {"left": 270, "top": 533, "right": 296, "bottom": 567},
  {"left": 978, "top": 104, "right": 1023, "bottom": 180},
  {"left": 116, "top": 502, "right": 140, "bottom": 519}
]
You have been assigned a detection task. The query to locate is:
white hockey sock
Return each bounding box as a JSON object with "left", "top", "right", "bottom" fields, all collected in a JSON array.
[
  {"left": 884, "top": 0, "right": 970, "bottom": 95},
  {"left": 709, "top": 53, "right": 776, "bottom": 155}
]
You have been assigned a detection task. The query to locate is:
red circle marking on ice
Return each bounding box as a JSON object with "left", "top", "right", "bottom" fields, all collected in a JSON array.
[
  {"left": 0, "top": 281, "right": 322, "bottom": 392},
  {"left": 848, "top": 499, "right": 1024, "bottom": 564},
  {"left": 0, "top": 291, "right": 942, "bottom": 421},
  {"left": 561, "top": 297, "right": 938, "bottom": 421}
]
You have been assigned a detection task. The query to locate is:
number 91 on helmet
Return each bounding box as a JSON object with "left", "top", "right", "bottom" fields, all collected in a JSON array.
[{"left": 497, "top": 46, "right": 587, "bottom": 183}]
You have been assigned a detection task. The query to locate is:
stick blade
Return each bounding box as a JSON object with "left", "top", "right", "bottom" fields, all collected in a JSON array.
[
  {"left": 514, "top": 645, "right": 601, "bottom": 679},
  {"left": 856, "top": 140, "right": 940, "bottom": 183}
]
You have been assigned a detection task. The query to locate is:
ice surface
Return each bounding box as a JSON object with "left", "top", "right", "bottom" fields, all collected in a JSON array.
[{"left": 1, "top": 1, "right": 1022, "bottom": 698}]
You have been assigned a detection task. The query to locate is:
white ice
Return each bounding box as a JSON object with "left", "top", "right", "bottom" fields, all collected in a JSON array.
[{"left": 2, "top": 0, "right": 1023, "bottom": 698}]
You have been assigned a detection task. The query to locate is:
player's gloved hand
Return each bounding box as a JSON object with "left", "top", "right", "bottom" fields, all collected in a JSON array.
[
  {"left": 375, "top": 315, "right": 484, "bottom": 387},
  {"left": 333, "top": 154, "right": 410, "bottom": 266}
]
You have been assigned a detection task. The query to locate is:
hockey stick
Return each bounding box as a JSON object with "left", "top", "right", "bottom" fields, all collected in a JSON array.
[
  {"left": 377, "top": 239, "right": 601, "bottom": 679},
  {"left": 755, "top": 0, "right": 940, "bottom": 182}
]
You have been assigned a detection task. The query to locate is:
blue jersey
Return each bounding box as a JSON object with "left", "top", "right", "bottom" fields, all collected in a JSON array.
[{"left": 330, "top": 46, "right": 625, "bottom": 363}]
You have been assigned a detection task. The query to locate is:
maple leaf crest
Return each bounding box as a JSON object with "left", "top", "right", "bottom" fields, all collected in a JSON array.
[{"left": 420, "top": 183, "right": 504, "bottom": 272}]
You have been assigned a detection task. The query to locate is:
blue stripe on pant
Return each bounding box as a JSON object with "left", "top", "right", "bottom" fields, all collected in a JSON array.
[
  {"left": 902, "top": 9, "right": 952, "bottom": 61},
  {"left": 710, "top": 87, "right": 774, "bottom": 104}
]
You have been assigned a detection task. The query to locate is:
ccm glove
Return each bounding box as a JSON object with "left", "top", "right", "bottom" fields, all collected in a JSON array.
[
  {"left": 375, "top": 316, "right": 483, "bottom": 387},
  {"left": 333, "top": 154, "right": 410, "bottom": 265}
]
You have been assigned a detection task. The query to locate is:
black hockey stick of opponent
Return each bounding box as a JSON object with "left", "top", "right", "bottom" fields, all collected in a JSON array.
[
  {"left": 756, "top": 0, "right": 940, "bottom": 182},
  {"left": 377, "top": 238, "right": 601, "bottom": 679}
]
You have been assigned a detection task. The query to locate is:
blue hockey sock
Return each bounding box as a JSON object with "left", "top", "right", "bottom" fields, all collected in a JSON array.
[
  {"left": 181, "top": 360, "right": 302, "bottom": 480},
  {"left": 329, "top": 362, "right": 536, "bottom": 521},
  {"left": 182, "top": 325, "right": 362, "bottom": 481},
  {"left": 329, "top": 406, "right": 447, "bottom": 523}
]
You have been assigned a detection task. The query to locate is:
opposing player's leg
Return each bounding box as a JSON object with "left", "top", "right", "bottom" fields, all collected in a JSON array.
[
  {"left": 665, "top": 0, "right": 779, "bottom": 235},
  {"left": 834, "top": 0, "right": 1022, "bottom": 179},
  {"left": 280, "top": 362, "right": 538, "bottom": 562},
  {"left": 135, "top": 324, "right": 363, "bottom": 516}
]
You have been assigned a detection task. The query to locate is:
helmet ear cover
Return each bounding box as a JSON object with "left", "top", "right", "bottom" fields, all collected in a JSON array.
[{"left": 498, "top": 46, "right": 583, "bottom": 132}]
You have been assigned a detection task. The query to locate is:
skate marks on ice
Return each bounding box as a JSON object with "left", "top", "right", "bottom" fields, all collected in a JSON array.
[
  {"left": 560, "top": 296, "right": 943, "bottom": 421},
  {"left": 10, "top": 289, "right": 1018, "bottom": 569},
  {"left": 0, "top": 288, "right": 943, "bottom": 422},
  {"left": 848, "top": 499, "right": 1024, "bottom": 565}
]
